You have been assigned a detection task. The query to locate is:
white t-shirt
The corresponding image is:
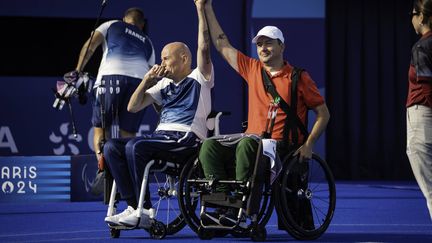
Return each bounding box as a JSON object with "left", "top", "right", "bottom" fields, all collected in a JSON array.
[
  {"left": 146, "top": 66, "right": 214, "bottom": 139},
  {"left": 94, "top": 20, "right": 155, "bottom": 86}
]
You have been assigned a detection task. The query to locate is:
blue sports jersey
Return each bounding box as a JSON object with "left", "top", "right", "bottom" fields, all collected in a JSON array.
[
  {"left": 146, "top": 67, "right": 214, "bottom": 139},
  {"left": 94, "top": 20, "right": 155, "bottom": 86}
]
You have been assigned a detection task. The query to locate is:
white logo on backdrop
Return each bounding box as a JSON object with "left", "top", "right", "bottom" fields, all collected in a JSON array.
[
  {"left": 49, "top": 122, "right": 82, "bottom": 155},
  {"left": 0, "top": 126, "right": 18, "bottom": 153},
  {"left": 81, "top": 163, "right": 95, "bottom": 193},
  {"left": 2, "top": 181, "right": 14, "bottom": 193}
]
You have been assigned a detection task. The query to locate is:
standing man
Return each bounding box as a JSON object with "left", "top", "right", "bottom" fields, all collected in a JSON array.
[
  {"left": 407, "top": 0, "right": 432, "bottom": 220},
  {"left": 103, "top": 0, "right": 214, "bottom": 227},
  {"left": 73, "top": 7, "right": 155, "bottom": 175},
  {"left": 198, "top": 0, "right": 330, "bottom": 221}
]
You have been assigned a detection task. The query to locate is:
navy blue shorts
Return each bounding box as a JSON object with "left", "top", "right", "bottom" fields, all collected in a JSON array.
[{"left": 91, "top": 75, "right": 145, "bottom": 133}]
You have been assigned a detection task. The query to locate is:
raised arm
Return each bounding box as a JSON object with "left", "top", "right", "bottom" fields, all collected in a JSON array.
[
  {"left": 75, "top": 31, "right": 104, "bottom": 72},
  {"left": 204, "top": 0, "right": 239, "bottom": 72},
  {"left": 195, "top": 0, "right": 212, "bottom": 80}
]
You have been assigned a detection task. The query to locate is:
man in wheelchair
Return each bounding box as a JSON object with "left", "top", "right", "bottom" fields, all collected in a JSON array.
[
  {"left": 103, "top": 2, "right": 214, "bottom": 229},
  {"left": 196, "top": 0, "right": 330, "bottom": 233}
]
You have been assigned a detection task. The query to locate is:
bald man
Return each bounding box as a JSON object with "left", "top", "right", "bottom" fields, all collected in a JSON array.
[{"left": 103, "top": 1, "right": 214, "bottom": 228}]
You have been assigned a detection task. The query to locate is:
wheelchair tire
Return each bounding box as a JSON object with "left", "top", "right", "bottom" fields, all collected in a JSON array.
[
  {"left": 149, "top": 173, "right": 186, "bottom": 235},
  {"left": 274, "top": 153, "right": 336, "bottom": 240},
  {"left": 178, "top": 157, "right": 202, "bottom": 233},
  {"left": 178, "top": 156, "right": 275, "bottom": 234},
  {"left": 149, "top": 155, "right": 199, "bottom": 235},
  {"left": 109, "top": 228, "right": 120, "bottom": 238},
  {"left": 250, "top": 225, "right": 267, "bottom": 242},
  {"left": 149, "top": 220, "right": 167, "bottom": 239},
  {"left": 197, "top": 226, "right": 215, "bottom": 240}
]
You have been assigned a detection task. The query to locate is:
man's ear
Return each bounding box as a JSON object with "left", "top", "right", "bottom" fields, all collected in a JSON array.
[
  {"left": 182, "top": 53, "right": 188, "bottom": 64},
  {"left": 420, "top": 13, "right": 425, "bottom": 25}
]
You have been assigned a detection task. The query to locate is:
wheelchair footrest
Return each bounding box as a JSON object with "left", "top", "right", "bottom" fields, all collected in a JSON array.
[{"left": 202, "top": 192, "right": 243, "bottom": 208}]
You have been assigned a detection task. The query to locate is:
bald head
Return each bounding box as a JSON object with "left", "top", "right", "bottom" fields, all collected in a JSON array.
[
  {"left": 164, "top": 42, "right": 192, "bottom": 64},
  {"left": 161, "top": 42, "right": 192, "bottom": 82}
]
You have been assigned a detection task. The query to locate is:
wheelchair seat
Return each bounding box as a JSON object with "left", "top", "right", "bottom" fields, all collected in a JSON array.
[
  {"left": 104, "top": 111, "right": 228, "bottom": 239},
  {"left": 178, "top": 139, "right": 336, "bottom": 241}
]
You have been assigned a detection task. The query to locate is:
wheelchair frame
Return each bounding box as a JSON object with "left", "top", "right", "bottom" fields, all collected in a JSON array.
[
  {"left": 178, "top": 142, "right": 336, "bottom": 241},
  {"left": 177, "top": 101, "right": 336, "bottom": 241},
  {"left": 104, "top": 111, "right": 228, "bottom": 239}
]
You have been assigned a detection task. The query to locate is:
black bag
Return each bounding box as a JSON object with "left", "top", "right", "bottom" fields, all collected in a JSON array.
[{"left": 261, "top": 67, "right": 315, "bottom": 230}]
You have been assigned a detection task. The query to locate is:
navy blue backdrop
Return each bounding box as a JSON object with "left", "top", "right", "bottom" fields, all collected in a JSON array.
[
  {"left": 0, "top": 0, "right": 328, "bottom": 160},
  {"left": 0, "top": 0, "right": 248, "bottom": 156},
  {"left": 1, "top": 0, "right": 417, "bottom": 181}
]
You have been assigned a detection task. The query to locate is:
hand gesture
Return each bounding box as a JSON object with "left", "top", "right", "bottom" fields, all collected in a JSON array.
[{"left": 144, "top": 64, "right": 168, "bottom": 88}]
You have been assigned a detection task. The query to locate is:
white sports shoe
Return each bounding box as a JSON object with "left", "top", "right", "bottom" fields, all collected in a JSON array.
[
  {"left": 119, "top": 209, "right": 151, "bottom": 229},
  {"left": 104, "top": 206, "right": 134, "bottom": 226}
]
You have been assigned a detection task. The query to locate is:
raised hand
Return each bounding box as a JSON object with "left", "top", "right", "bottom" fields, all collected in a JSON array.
[
  {"left": 143, "top": 64, "right": 168, "bottom": 88},
  {"left": 194, "top": 0, "right": 207, "bottom": 8}
]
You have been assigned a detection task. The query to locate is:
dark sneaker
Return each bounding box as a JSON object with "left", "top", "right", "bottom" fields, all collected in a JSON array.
[
  {"left": 201, "top": 207, "right": 227, "bottom": 225},
  {"left": 219, "top": 208, "right": 247, "bottom": 228}
]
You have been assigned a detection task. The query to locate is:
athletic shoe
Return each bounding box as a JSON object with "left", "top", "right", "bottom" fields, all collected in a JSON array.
[
  {"left": 119, "top": 209, "right": 151, "bottom": 229},
  {"left": 104, "top": 206, "right": 134, "bottom": 226},
  {"left": 219, "top": 208, "right": 247, "bottom": 228},
  {"left": 201, "top": 207, "right": 227, "bottom": 225},
  {"left": 201, "top": 211, "right": 221, "bottom": 225}
]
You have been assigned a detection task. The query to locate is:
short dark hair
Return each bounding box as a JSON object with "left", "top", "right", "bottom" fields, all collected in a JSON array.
[{"left": 124, "top": 7, "right": 145, "bottom": 25}]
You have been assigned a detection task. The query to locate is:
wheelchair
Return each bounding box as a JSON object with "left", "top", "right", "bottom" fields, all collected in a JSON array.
[
  {"left": 177, "top": 102, "right": 336, "bottom": 241},
  {"left": 104, "top": 111, "right": 229, "bottom": 239}
]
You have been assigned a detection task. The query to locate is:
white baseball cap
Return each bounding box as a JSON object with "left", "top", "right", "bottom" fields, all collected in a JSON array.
[{"left": 252, "top": 26, "right": 284, "bottom": 44}]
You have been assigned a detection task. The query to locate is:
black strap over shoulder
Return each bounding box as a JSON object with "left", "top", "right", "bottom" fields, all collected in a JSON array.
[{"left": 261, "top": 67, "right": 309, "bottom": 146}]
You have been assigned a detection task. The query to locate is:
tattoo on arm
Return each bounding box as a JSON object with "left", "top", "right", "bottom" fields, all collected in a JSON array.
[
  {"left": 204, "top": 30, "right": 210, "bottom": 44},
  {"left": 217, "top": 33, "right": 227, "bottom": 40},
  {"left": 204, "top": 30, "right": 211, "bottom": 64}
]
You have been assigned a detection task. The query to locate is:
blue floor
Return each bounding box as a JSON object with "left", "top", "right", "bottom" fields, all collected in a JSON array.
[{"left": 0, "top": 181, "right": 431, "bottom": 243}]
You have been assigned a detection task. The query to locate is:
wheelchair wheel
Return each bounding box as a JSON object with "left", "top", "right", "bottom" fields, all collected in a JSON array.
[
  {"left": 232, "top": 182, "right": 274, "bottom": 237},
  {"left": 109, "top": 228, "right": 120, "bottom": 238},
  {"left": 149, "top": 171, "right": 185, "bottom": 235},
  {"left": 178, "top": 157, "right": 202, "bottom": 233},
  {"left": 149, "top": 156, "right": 199, "bottom": 235},
  {"left": 178, "top": 156, "right": 274, "bottom": 235},
  {"left": 274, "top": 153, "right": 336, "bottom": 240},
  {"left": 149, "top": 220, "right": 167, "bottom": 239}
]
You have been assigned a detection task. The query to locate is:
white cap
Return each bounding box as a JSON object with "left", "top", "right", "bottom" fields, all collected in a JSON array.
[{"left": 252, "top": 26, "right": 284, "bottom": 44}]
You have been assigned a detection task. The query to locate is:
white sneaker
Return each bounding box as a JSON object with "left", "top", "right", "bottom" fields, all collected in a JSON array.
[
  {"left": 119, "top": 209, "right": 152, "bottom": 229},
  {"left": 104, "top": 206, "right": 134, "bottom": 226}
]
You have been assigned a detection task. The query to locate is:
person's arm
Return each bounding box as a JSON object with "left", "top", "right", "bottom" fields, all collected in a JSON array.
[
  {"left": 295, "top": 103, "right": 330, "bottom": 161},
  {"left": 195, "top": 0, "right": 212, "bottom": 80},
  {"left": 75, "top": 31, "right": 104, "bottom": 72},
  {"left": 204, "top": 0, "right": 239, "bottom": 72},
  {"left": 127, "top": 65, "right": 168, "bottom": 113}
]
